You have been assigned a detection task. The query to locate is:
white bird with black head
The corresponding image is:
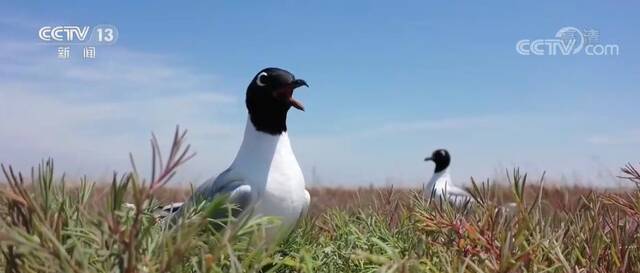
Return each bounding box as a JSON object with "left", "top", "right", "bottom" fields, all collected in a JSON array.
[
  {"left": 423, "top": 149, "right": 474, "bottom": 207},
  {"left": 178, "top": 67, "right": 311, "bottom": 240}
]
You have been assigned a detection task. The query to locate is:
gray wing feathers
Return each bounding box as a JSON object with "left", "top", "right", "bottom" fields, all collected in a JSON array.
[
  {"left": 193, "top": 168, "right": 235, "bottom": 199},
  {"left": 178, "top": 168, "right": 254, "bottom": 219},
  {"left": 444, "top": 186, "right": 474, "bottom": 206},
  {"left": 194, "top": 168, "right": 253, "bottom": 206},
  {"left": 444, "top": 186, "right": 471, "bottom": 198},
  {"left": 227, "top": 185, "right": 253, "bottom": 213}
]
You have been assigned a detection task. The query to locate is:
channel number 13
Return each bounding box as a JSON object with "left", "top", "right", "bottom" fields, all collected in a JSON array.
[{"left": 96, "top": 27, "right": 115, "bottom": 43}]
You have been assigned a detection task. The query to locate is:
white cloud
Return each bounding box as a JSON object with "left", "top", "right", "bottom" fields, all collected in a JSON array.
[{"left": 0, "top": 38, "right": 242, "bottom": 182}]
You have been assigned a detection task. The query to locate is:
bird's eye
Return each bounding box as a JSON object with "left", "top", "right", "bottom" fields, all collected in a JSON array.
[{"left": 256, "top": 72, "right": 268, "bottom": 87}]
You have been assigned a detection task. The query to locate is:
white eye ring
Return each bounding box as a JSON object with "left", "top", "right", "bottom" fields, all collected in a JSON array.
[{"left": 256, "top": 72, "right": 268, "bottom": 86}]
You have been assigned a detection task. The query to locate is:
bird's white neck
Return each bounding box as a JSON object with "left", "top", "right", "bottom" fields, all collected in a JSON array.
[
  {"left": 425, "top": 168, "right": 450, "bottom": 191},
  {"left": 231, "top": 119, "right": 296, "bottom": 169}
]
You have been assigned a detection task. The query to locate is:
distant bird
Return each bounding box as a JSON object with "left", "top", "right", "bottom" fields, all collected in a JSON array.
[
  {"left": 423, "top": 149, "right": 474, "bottom": 207},
  {"left": 177, "top": 67, "right": 311, "bottom": 240},
  {"left": 153, "top": 202, "right": 184, "bottom": 218},
  {"left": 123, "top": 202, "right": 184, "bottom": 216}
]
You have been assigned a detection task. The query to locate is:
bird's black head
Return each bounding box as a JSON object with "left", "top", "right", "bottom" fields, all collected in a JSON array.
[
  {"left": 424, "top": 149, "right": 451, "bottom": 173},
  {"left": 246, "top": 67, "right": 309, "bottom": 135}
]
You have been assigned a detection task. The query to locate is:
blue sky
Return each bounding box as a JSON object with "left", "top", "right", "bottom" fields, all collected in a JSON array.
[{"left": 1, "top": 1, "right": 639, "bottom": 187}]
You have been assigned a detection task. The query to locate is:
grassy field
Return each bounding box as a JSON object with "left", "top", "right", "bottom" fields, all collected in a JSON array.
[{"left": 1, "top": 131, "right": 639, "bottom": 272}]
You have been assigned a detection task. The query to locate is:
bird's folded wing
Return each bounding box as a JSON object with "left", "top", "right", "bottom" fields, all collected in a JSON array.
[
  {"left": 444, "top": 186, "right": 471, "bottom": 197},
  {"left": 197, "top": 168, "right": 252, "bottom": 204},
  {"left": 188, "top": 168, "right": 255, "bottom": 217},
  {"left": 445, "top": 186, "right": 475, "bottom": 205}
]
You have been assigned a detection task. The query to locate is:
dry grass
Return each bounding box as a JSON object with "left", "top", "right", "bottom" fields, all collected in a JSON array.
[
  {"left": 147, "top": 184, "right": 626, "bottom": 218},
  {"left": 43, "top": 183, "right": 616, "bottom": 220}
]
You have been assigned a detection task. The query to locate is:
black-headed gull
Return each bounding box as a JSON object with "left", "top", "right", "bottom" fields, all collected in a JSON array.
[
  {"left": 179, "top": 67, "right": 311, "bottom": 239},
  {"left": 423, "top": 149, "right": 474, "bottom": 207}
]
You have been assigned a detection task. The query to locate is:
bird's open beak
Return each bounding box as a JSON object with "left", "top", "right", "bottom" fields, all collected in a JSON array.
[
  {"left": 424, "top": 157, "right": 432, "bottom": 162},
  {"left": 292, "top": 79, "right": 309, "bottom": 88},
  {"left": 274, "top": 79, "right": 309, "bottom": 111}
]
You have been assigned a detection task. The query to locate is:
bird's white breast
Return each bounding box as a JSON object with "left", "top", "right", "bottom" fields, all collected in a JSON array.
[
  {"left": 231, "top": 120, "right": 307, "bottom": 230},
  {"left": 424, "top": 170, "right": 451, "bottom": 197},
  {"left": 257, "top": 137, "right": 306, "bottom": 228},
  {"left": 424, "top": 169, "right": 472, "bottom": 207}
]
